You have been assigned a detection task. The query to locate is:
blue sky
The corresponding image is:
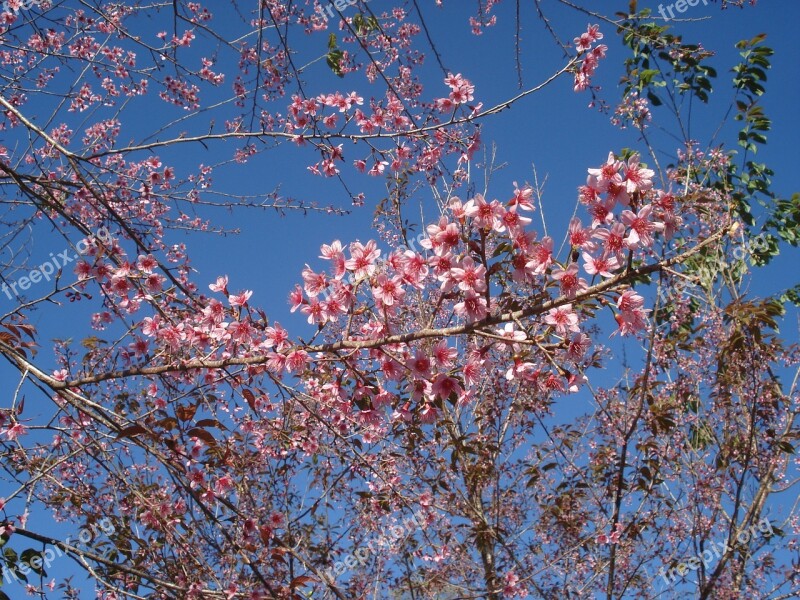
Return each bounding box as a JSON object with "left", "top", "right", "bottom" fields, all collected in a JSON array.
[{"left": 1, "top": 1, "right": 798, "bottom": 597}]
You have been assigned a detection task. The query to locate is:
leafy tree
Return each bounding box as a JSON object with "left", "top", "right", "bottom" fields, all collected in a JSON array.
[{"left": 0, "top": 1, "right": 796, "bottom": 599}]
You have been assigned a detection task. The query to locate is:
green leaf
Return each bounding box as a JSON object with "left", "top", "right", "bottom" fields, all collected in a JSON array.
[
  {"left": 689, "top": 422, "right": 714, "bottom": 450},
  {"left": 326, "top": 49, "right": 345, "bottom": 77},
  {"left": 2, "top": 548, "right": 17, "bottom": 565},
  {"left": 20, "top": 549, "right": 45, "bottom": 576}
]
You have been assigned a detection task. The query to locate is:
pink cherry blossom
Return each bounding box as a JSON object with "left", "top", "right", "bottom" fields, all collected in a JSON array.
[
  {"left": 587, "top": 151, "right": 622, "bottom": 193},
  {"left": 1, "top": 422, "right": 27, "bottom": 440},
  {"left": 567, "top": 332, "right": 592, "bottom": 361},
  {"left": 497, "top": 204, "right": 531, "bottom": 234},
  {"left": 408, "top": 351, "right": 432, "bottom": 378},
  {"left": 432, "top": 340, "right": 458, "bottom": 368},
  {"left": 496, "top": 323, "right": 527, "bottom": 346},
  {"left": 454, "top": 291, "right": 488, "bottom": 322},
  {"left": 615, "top": 289, "right": 650, "bottom": 335},
  {"left": 431, "top": 373, "right": 463, "bottom": 400},
  {"left": 509, "top": 182, "right": 535, "bottom": 211},
  {"left": 621, "top": 204, "right": 665, "bottom": 249},
  {"left": 284, "top": 350, "right": 309, "bottom": 373},
  {"left": 301, "top": 299, "right": 327, "bottom": 324},
  {"left": 622, "top": 153, "right": 655, "bottom": 194},
  {"left": 582, "top": 252, "right": 621, "bottom": 278},
  {"left": 551, "top": 263, "right": 588, "bottom": 298},
  {"left": 399, "top": 250, "right": 429, "bottom": 288},
  {"left": 420, "top": 217, "right": 460, "bottom": 255},
  {"left": 463, "top": 193, "right": 503, "bottom": 231},
  {"left": 443, "top": 72, "right": 475, "bottom": 105},
  {"left": 544, "top": 304, "right": 580, "bottom": 335},
  {"left": 418, "top": 402, "right": 439, "bottom": 423},
  {"left": 345, "top": 240, "right": 381, "bottom": 279},
  {"left": 568, "top": 217, "right": 597, "bottom": 251},
  {"left": 372, "top": 274, "right": 406, "bottom": 307},
  {"left": 592, "top": 222, "right": 628, "bottom": 258},
  {"left": 450, "top": 256, "right": 487, "bottom": 293},
  {"left": 229, "top": 290, "right": 252, "bottom": 307},
  {"left": 526, "top": 236, "right": 554, "bottom": 275},
  {"left": 301, "top": 266, "right": 328, "bottom": 297},
  {"left": 288, "top": 285, "right": 304, "bottom": 312},
  {"left": 209, "top": 275, "right": 228, "bottom": 293},
  {"left": 319, "top": 240, "right": 346, "bottom": 279},
  {"left": 264, "top": 324, "right": 290, "bottom": 351},
  {"left": 574, "top": 23, "right": 604, "bottom": 52}
]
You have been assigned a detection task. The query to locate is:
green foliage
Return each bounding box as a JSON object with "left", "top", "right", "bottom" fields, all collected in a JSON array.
[
  {"left": 617, "top": 10, "right": 717, "bottom": 106},
  {"left": 352, "top": 13, "right": 379, "bottom": 36},
  {"left": 619, "top": 15, "right": 798, "bottom": 307},
  {"left": 326, "top": 33, "right": 345, "bottom": 77}
]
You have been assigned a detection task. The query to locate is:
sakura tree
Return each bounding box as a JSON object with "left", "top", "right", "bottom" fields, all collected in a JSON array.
[{"left": 0, "top": 1, "right": 797, "bottom": 599}]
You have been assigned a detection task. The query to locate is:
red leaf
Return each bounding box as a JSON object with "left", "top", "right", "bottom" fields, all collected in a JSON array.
[
  {"left": 116, "top": 425, "right": 147, "bottom": 439},
  {"left": 242, "top": 389, "right": 257, "bottom": 411},
  {"left": 175, "top": 403, "right": 198, "bottom": 421},
  {"left": 187, "top": 428, "right": 216, "bottom": 446}
]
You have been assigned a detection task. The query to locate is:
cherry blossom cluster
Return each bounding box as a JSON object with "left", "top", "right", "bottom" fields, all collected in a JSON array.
[
  {"left": 573, "top": 24, "right": 607, "bottom": 92},
  {"left": 60, "top": 149, "right": 673, "bottom": 424},
  {"left": 236, "top": 152, "right": 676, "bottom": 431},
  {"left": 611, "top": 90, "right": 653, "bottom": 129},
  {"left": 0, "top": 2, "right": 609, "bottom": 216},
  {"left": 436, "top": 73, "right": 477, "bottom": 112}
]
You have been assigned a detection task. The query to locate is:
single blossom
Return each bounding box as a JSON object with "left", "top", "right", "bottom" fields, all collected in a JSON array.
[
  {"left": 454, "top": 291, "right": 488, "bottom": 322},
  {"left": 319, "top": 240, "right": 346, "bottom": 278},
  {"left": 551, "top": 263, "right": 588, "bottom": 298},
  {"left": 228, "top": 290, "right": 252, "bottom": 307},
  {"left": 1, "top": 422, "right": 26, "bottom": 441},
  {"left": 463, "top": 193, "right": 504, "bottom": 231},
  {"left": 288, "top": 285, "right": 304, "bottom": 312},
  {"left": 431, "top": 373, "right": 463, "bottom": 401},
  {"left": 544, "top": 304, "right": 580, "bottom": 335},
  {"left": 582, "top": 252, "right": 620, "bottom": 278},
  {"left": 208, "top": 275, "right": 228, "bottom": 293},
  {"left": 301, "top": 266, "right": 328, "bottom": 297},
  {"left": 620, "top": 204, "right": 665, "bottom": 249},
  {"left": 372, "top": 274, "right": 406, "bottom": 307},
  {"left": 622, "top": 153, "right": 655, "bottom": 195},
  {"left": 450, "top": 256, "right": 487, "bottom": 293},
  {"left": 345, "top": 240, "right": 381, "bottom": 279},
  {"left": 509, "top": 182, "right": 535, "bottom": 211},
  {"left": 432, "top": 340, "right": 458, "bottom": 368},
  {"left": 525, "top": 236, "right": 554, "bottom": 275},
  {"left": 587, "top": 151, "right": 622, "bottom": 193},
  {"left": 407, "top": 351, "right": 432, "bottom": 378},
  {"left": 568, "top": 217, "right": 598, "bottom": 252},
  {"left": 567, "top": 332, "right": 592, "bottom": 361},
  {"left": 592, "top": 222, "right": 627, "bottom": 259},
  {"left": 497, "top": 204, "right": 531, "bottom": 234},
  {"left": 496, "top": 322, "right": 527, "bottom": 346}
]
